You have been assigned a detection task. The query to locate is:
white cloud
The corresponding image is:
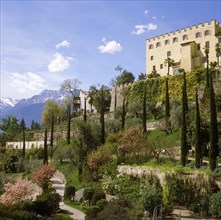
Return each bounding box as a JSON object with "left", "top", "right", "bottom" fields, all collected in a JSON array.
[
  {"left": 9, "top": 72, "right": 47, "bottom": 94},
  {"left": 97, "top": 39, "right": 122, "bottom": 54},
  {"left": 162, "top": 15, "right": 165, "bottom": 19},
  {"left": 152, "top": 16, "right": 157, "bottom": 20},
  {"left": 55, "top": 40, "right": 71, "bottom": 49},
  {"left": 144, "top": 10, "right": 148, "bottom": 16},
  {"left": 131, "top": 23, "right": 157, "bottom": 35},
  {"left": 147, "top": 23, "right": 157, "bottom": 30},
  {"left": 48, "top": 52, "right": 73, "bottom": 72}
]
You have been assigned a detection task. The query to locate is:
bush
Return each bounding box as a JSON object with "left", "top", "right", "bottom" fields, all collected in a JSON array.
[
  {"left": 209, "top": 191, "right": 221, "bottom": 217},
  {"left": 2, "top": 149, "right": 20, "bottom": 173},
  {"left": 64, "top": 185, "right": 76, "bottom": 199},
  {"left": 96, "top": 199, "right": 108, "bottom": 210},
  {"left": 141, "top": 187, "right": 163, "bottom": 215},
  {"left": 91, "top": 191, "right": 106, "bottom": 206},
  {"left": 85, "top": 206, "right": 100, "bottom": 219},
  {"left": 83, "top": 188, "right": 95, "bottom": 203},
  {"left": 34, "top": 191, "right": 61, "bottom": 216}
]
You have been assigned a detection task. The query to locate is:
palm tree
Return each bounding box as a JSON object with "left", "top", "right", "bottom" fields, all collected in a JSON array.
[{"left": 164, "top": 57, "right": 175, "bottom": 76}]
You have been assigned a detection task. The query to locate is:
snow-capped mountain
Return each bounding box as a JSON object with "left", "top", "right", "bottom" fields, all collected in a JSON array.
[{"left": 0, "top": 89, "right": 79, "bottom": 127}]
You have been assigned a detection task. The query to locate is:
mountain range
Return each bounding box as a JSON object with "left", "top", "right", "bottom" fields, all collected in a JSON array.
[{"left": 0, "top": 89, "right": 69, "bottom": 127}]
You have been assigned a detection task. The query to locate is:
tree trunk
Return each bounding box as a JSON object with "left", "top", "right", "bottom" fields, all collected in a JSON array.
[
  {"left": 165, "top": 78, "right": 170, "bottom": 120},
  {"left": 143, "top": 85, "right": 147, "bottom": 133},
  {"left": 50, "top": 114, "right": 54, "bottom": 147},
  {"left": 195, "top": 89, "right": 201, "bottom": 168},
  {"left": 209, "top": 73, "right": 219, "bottom": 171},
  {"left": 84, "top": 98, "right": 87, "bottom": 122},
  {"left": 100, "top": 89, "right": 105, "bottom": 144},
  {"left": 43, "top": 128, "right": 48, "bottom": 165},
  {"left": 67, "top": 104, "right": 71, "bottom": 144},
  {"left": 22, "top": 129, "right": 26, "bottom": 158}
]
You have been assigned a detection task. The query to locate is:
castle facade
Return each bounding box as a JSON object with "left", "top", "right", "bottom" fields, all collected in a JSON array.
[{"left": 146, "top": 20, "right": 221, "bottom": 76}]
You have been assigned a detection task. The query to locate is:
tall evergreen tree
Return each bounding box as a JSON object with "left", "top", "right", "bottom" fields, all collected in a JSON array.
[
  {"left": 165, "top": 78, "right": 170, "bottom": 120},
  {"left": 84, "top": 97, "right": 87, "bottom": 122},
  {"left": 195, "top": 89, "right": 201, "bottom": 168},
  {"left": 143, "top": 84, "right": 147, "bottom": 133},
  {"left": 20, "top": 118, "right": 26, "bottom": 158},
  {"left": 50, "top": 114, "right": 54, "bottom": 147},
  {"left": 204, "top": 46, "right": 210, "bottom": 88},
  {"left": 67, "top": 104, "right": 71, "bottom": 144},
  {"left": 121, "top": 96, "right": 126, "bottom": 130},
  {"left": 209, "top": 73, "right": 219, "bottom": 171},
  {"left": 100, "top": 88, "right": 105, "bottom": 144},
  {"left": 43, "top": 127, "right": 48, "bottom": 165},
  {"left": 181, "top": 73, "right": 188, "bottom": 166}
]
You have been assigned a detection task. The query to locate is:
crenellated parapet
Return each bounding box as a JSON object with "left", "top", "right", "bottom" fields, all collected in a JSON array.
[{"left": 147, "top": 19, "right": 218, "bottom": 42}]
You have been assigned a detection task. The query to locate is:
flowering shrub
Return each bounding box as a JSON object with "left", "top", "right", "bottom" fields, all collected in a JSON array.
[
  {"left": 0, "top": 177, "right": 36, "bottom": 205},
  {"left": 32, "top": 165, "right": 55, "bottom": 191}
]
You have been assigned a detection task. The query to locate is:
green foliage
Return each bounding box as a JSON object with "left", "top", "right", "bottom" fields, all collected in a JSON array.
[
  {"left": 64, "top": 185, "right": 76, "bottom": 199},
  {"left": 83, "top": 188, "right": 95, "bottom": 204},
  {"left": 85, "top": 206, "right": 100, "bottom": 220},
  {"left": 209, "top": 190, "right": 221, "bottom": 217},
  {"left": 91, "top": 191, "right": 106, "bottom": 206},
  {"left": 141, "top": 186, "right": 163, "bottom": 214},
  {"left": 3, "top": 149, "right": 21, "bottom": 173},
  {"left": 34, "top": 190, "right": 61, "bottom": 216},
  {"left": 115, "top": 70, "right": 135, "bottom": 86}
]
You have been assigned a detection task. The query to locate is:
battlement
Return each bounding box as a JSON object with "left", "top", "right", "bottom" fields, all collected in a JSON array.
[{"left": 147, "top": 19, "right": 219, "bottom": 42}]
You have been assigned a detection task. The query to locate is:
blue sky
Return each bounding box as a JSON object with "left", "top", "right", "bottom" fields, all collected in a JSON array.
[{"left": 1, "top": 0, "right": 221, "bottom": 99}]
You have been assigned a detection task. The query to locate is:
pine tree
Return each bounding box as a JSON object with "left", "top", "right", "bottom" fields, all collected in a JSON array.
[
  {"left": 195, "top": 89, "right": 201, "bottom": 168},
  {"left": 43, "top": 127, "right": 48, "bottom": 165},
  {"left": 143, "top": 84, "right": 147, "bottom": 133},
  {"left": 209, "top": 73, "right": 219, "bottom": 171},
  {"left": 20, "top": 118, "right": 26, "bottom": 158}
]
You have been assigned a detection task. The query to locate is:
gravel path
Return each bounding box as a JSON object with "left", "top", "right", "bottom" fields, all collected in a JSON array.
[{"left": 51, "top": 176, "right": 85, "bottom": 220}]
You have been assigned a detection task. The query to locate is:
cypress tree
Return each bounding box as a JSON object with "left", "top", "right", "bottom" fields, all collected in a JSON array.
[
  {"left": 50, "top": 114, "right": 54, "bottom": 147},
  {"left": 181, "top": 73, "right": 187, "bottom": 166},
  {"left": 84, "top": 97, "right": 87, "bottom": 122},
  {"left": 43, "top": 127, "right": 48, "bottom": 165},
  {"left": 195, "top": 89, "right": 201, "bottom": 168},
  {"left": 20, "top": 118, "right": 26, "bottom": 158},
  {"left": 143, "top": 84, "right": 147, "bottom": 133},
  {"left": 67, "top": 104, "right": 71, "bottom": 144},
  {"left": 122, "top": 96, "right": 126, "bottom": 130},
  {"left": 100, "top": 88, "right": 105, "bottom": 144},
  {"left": 209, "top": 73, "right": 219, "bottom": 171},
  {"left": 165, "top": 78, "right": 170, "bottom": 120}
]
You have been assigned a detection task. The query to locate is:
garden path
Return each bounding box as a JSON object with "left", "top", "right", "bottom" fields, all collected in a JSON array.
[{"left": 51, "top": 175, "right": 85, "bottom": 220}]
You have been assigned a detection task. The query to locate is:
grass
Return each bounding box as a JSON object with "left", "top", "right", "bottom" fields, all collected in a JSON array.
[
  {"left": 56, "top": 163, "right": 82, "bottom": 190},
  {"left": 64, "top": 200, "right": 88, "bottom": 213}
]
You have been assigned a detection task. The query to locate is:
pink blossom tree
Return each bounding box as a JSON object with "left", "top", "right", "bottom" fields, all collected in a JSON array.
[
  {"left": 0, "top": 177, "right": 36, "bottom": 205},
  {"left": 32, "top": 165, "right": 56, "bottom": 191}
]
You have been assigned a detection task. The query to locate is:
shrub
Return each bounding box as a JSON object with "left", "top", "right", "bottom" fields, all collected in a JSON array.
[
  {"left": 91, "top": 191, "right": 106, "bottom": 205},
  {"left": 85, "top": 206, "right": 100, "bottom": 219},
  {"left": 34, "top": 191, "right": 61, "bottom": 216},
  {"left": 64, "top": 185, "right": 76, "bottom": 199},
  {"left": 2, "top": 149, "right": 20, "bottom": 173},
  {"left": 209, "top": 191, "right": 221, "bottom": 217},
  {"left": 141, "top": 187, "right": 163, "bottom": 215},
  {"left": 96, "top": 199, "right": 108, "bottom": 210},
  {"left": 83, "top": 188, "right": 95, "bottom": 204}
]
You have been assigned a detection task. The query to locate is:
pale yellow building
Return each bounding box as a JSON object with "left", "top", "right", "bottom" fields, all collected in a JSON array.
[{"left": 146, "top": 20, "right": 221, "bottom": 76}]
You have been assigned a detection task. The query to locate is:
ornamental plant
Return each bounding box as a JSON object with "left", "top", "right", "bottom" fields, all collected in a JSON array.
[
  {"left": 0, "top": 177, "right": 36, "bottom": 205},
  {"left": 32, "top": 165, "right": 55, "bottom": 191}
]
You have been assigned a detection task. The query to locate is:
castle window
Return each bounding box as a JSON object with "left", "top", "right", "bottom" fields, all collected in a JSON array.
[
  {"left": 160, "top": 64, "right": 163, "bottom": 69},
  {"left": 173, "top": 37, "right": 178, "bottom": 43},
  {"left": 205, "top": 41, "right": 210, "bottom": 48},
  {"left": 204, "top": 30, "right": 210, "bottom": 36},
  {"left": 196, "top": 32, "right": 201, "bottom": 38},
  {"left": 165, "top": 39, "right": 170, "bottom": 45},
  {"left": 197, "top": 44, "right": 200, "bottom": 50},
  {"left": 167, "top": 51, "right": 171, "bottom": 57},
  {"left": 151, "top": 56, "right": 154, "bottom": 61},
  {"left": 156, "top": 42, "right": 161, "bottom": 47},
  {"left": 182, "top": 34, "right": 188, "bottom": 40},
  {"left": 149, "top": 44, "right": 153, "bottom": 49}
]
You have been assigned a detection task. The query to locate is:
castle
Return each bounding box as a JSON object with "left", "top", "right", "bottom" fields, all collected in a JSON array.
[{"left": 146, "top": 19, "right": 221, "bottom": 76}]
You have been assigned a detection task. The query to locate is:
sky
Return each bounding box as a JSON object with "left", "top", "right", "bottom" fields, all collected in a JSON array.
[{"left": 1, "top": 0, "right": 221, "bottom": 99}]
